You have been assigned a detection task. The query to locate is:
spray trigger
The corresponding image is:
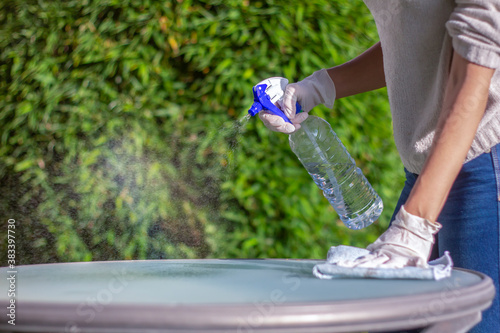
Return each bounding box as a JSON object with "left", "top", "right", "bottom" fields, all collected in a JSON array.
[{"left": 248, "top": 77, "right": 302, "bottom": 124}]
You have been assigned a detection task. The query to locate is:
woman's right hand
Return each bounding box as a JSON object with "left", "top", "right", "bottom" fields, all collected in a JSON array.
[{"left": 259, "top": 68, "right": 336, "bottom": 134}]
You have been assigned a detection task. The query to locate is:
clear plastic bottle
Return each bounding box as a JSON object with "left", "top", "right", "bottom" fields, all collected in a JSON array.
[
  {"left": 248, "top": 77, "right": 382, "bottom": 229},
  {"left": 289, "top": 115, "right": 383, "bottom": 229}
]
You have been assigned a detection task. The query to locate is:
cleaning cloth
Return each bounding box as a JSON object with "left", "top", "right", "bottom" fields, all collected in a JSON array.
[{"left": 313, "top": 245, "right": 453, "bottom": 280}]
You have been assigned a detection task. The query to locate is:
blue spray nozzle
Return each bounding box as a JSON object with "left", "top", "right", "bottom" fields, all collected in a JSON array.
[
  {"left": 248, "top": 100, "right": 263, "bottom": 117},
  {"left": 248, "top": 83, "right": 301, "bottom": 124}
]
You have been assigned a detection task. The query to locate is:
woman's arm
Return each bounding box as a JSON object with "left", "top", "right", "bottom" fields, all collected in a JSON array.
[
  {"left": 260, "top": 42, "right": 385, "bottom": 133},
  {"left": 404, "top": 52, "right": 495, "bottom": 222},
  {"left": 327, "top": 42, "right": 386, "bottom": 99},
  {"left": 337, "top": 52, "right": 495, "bottom": 270}
]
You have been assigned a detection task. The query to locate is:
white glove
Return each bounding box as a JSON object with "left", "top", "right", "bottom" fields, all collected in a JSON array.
[
  {"left": 259, "top": 69, "right": 336, "bottom": 134},
  {"left": 337, "top": 206, "right": 442, "bottom": 269}
]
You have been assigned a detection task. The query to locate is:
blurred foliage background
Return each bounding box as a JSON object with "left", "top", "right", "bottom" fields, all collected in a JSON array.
[{"left": 0, "top": 0, "right": 404, "bottom": 264}]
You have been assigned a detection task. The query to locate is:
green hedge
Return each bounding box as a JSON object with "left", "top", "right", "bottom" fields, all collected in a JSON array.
[{"left": 0, "top": 0, "right": 404, "bottom": 264}]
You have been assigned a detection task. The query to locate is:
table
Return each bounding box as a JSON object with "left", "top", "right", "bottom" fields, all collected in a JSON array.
[{"left": 0, "top": 259, "right": 495, "bottom": 332}]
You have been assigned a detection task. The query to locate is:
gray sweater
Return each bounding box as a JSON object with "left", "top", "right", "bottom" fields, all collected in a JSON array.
[{"left": 363, "top": 0, "right": 500, "bottom": 174}]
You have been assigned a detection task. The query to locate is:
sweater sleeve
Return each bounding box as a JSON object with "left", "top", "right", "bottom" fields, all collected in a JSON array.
[{"left": 446, "top": 0, "right": 500, "bottom": 68}]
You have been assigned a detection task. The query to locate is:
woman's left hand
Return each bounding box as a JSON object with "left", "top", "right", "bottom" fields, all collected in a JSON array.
[
  {"left": 337, "top": 206, "right": 441, "bottom": 269},
  {"left": 348, "top": 52, "right": 494, "bottom": 270}
]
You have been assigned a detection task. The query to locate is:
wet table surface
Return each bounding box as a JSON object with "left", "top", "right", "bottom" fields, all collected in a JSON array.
[{"left": 0, "top": 259, "right": 495, "bottom": 332}]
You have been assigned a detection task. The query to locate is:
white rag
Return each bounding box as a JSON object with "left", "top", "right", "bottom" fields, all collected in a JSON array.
[{"left": 313, "top": 245, "right": 453, "bottom": 280}]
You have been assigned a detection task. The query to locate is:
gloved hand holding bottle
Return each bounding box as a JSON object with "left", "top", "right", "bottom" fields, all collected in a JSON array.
[
  {"left": 249, "top": 73, "right": 383, "bottom": 229},
  {"left": 259, "top": 68, "right": 336, "bottom": 133}
]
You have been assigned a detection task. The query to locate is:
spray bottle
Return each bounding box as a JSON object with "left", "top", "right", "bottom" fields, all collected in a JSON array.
[{"left": 248, "top": 77, "right": 383, "bottom": 229}]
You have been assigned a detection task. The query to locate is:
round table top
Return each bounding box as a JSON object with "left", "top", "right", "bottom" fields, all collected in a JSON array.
[{"left": 0, "top": 259, "right": 495, "bottom": 333}]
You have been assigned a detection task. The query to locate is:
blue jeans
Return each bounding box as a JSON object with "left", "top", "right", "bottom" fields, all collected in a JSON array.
[{"left": 391, "top": 145, "right": 500, "bottom": 333}]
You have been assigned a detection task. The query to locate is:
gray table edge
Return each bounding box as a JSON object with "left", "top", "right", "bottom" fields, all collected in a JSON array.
[{"left": 0, "top": 262, "right": 495, "bottom": 333}]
